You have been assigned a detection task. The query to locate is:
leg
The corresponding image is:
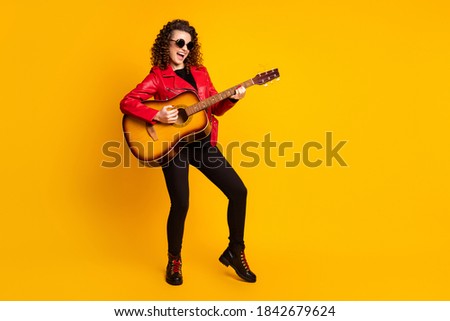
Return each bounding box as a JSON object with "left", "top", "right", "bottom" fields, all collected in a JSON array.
[
  {"left": 161, "top": 149, "right": 190, "bottom": 285},
  {"left": 189, "top": 142, "right": 256, "bottom": 283},
  {"left": 190, "top": 143, "right": 247, "bottom": 251},
  {"left": 162, "top": 149, "right": 190, "bottom": 257}
]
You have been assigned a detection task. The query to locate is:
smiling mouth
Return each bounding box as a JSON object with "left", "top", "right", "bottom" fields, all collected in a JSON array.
[{"left": 177, "top": 52, "right": 186, "bottom": 60}]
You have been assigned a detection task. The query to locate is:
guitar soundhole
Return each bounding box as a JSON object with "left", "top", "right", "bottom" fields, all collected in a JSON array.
[{"left": 174, "top": 108, "right": 190, "bottom": 127}]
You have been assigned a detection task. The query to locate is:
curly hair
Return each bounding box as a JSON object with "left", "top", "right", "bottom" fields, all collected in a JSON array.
[{"left": 151, "top": 19, "right": 203, "bottom": 70}]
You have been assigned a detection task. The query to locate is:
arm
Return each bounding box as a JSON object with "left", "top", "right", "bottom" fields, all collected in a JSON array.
[{"left": 120, "top": 71, "right": 160, "bottom": 123}]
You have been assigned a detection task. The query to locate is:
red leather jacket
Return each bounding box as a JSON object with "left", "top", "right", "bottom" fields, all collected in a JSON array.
[{"left": 120, "top": 65, "right": 236, "bottom": 146}]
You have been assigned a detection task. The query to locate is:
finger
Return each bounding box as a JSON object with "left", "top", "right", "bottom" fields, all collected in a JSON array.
[
  {"left": 235, "top": 91, "right": 244, "bottom": 98},
  {"left": 168, "top": 110, "right": 178, "bottom": 117},
  {"left": 234, "top": 87, "right": 246, "bottom": 98}
]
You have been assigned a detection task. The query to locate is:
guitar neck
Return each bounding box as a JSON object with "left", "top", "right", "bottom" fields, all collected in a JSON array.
[{"left": 185, "top": 78, "right": 255, "bottom": 116}]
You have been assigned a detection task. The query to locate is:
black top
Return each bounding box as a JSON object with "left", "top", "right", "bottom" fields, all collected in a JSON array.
[{"left": 175, "top": 68, "right": 197, "bottom": 90}]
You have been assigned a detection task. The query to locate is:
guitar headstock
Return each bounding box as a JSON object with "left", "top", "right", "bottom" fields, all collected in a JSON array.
[{"left": 252, "top": 68, "right": 280, "bottom": 85}]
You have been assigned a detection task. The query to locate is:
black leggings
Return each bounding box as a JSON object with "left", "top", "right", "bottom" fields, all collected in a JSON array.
[{"left": 162, "top": 138, "right": 247, "bottom": 256}]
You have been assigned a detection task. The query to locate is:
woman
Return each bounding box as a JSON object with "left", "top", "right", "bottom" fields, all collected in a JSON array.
[{"left": 120, "top": 19, "right": 256, "bottom": 285}]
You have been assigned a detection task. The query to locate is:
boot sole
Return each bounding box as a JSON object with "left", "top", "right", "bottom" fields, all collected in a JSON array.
[{"left": 166, "top": 277, "right": 183, "bottom": 286}]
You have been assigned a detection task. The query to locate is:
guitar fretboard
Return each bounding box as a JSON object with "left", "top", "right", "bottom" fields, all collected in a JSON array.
[{"left": 185, "top": 79, "right": 254, "bottom": 116}]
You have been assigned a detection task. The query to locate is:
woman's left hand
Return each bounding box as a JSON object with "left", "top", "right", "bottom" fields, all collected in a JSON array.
[{"left": 230, "top": 86, "right": 246, "bottom": 100}]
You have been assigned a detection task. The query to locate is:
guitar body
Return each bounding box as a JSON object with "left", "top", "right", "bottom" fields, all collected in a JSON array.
[{"left": 122, "top": 91, "right": 211, "bottom": 167}]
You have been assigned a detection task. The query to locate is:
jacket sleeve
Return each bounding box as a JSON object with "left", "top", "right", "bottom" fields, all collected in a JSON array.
[
  {"left": 204, "top": 68, "right": 237, "bottom": 116},
  {"left": 120, "top": 71, "right": 160, "bottom": 123}
]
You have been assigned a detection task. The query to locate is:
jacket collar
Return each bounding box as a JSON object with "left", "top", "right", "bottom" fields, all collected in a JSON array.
[
  {"left": 160, "top": 66, "right": 176, "bottom": 77},
  {"left": 159, "top": 66, "right": 197, "bottom": 92}
]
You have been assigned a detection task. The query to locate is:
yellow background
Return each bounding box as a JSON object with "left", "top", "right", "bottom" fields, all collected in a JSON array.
[{"left": 1, "top": 0, "right": 449, "bottom": 300}]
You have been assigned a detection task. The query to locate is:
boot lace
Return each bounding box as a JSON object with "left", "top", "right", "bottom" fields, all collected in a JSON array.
[
  {"left": 240, "top": 251, "right": 250, "bottom": 272},
  {"left": 170, "top": 258, "right": 182, "bottom": 274}
]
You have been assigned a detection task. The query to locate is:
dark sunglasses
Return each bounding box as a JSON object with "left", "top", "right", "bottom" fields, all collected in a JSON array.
[{"left": 170, "top": 38, "right": 195, "bottom": 51}]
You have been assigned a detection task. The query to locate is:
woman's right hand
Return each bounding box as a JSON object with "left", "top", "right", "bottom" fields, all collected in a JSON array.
[{"left": 153, "top": 105, "right": 178, "bottom": 124}]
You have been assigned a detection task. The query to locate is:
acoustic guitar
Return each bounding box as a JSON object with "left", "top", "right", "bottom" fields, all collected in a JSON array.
[{"left": 122, "top": 68, "right": 280, "bottom": 167}]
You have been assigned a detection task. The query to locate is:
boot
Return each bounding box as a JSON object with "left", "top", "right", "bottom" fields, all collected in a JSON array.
[
  {"left": 219, "top": 247, "right": 256, "bottom": 283},
  {"left": 166, "top": 253, "right": 182, "bottom": 285}
]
